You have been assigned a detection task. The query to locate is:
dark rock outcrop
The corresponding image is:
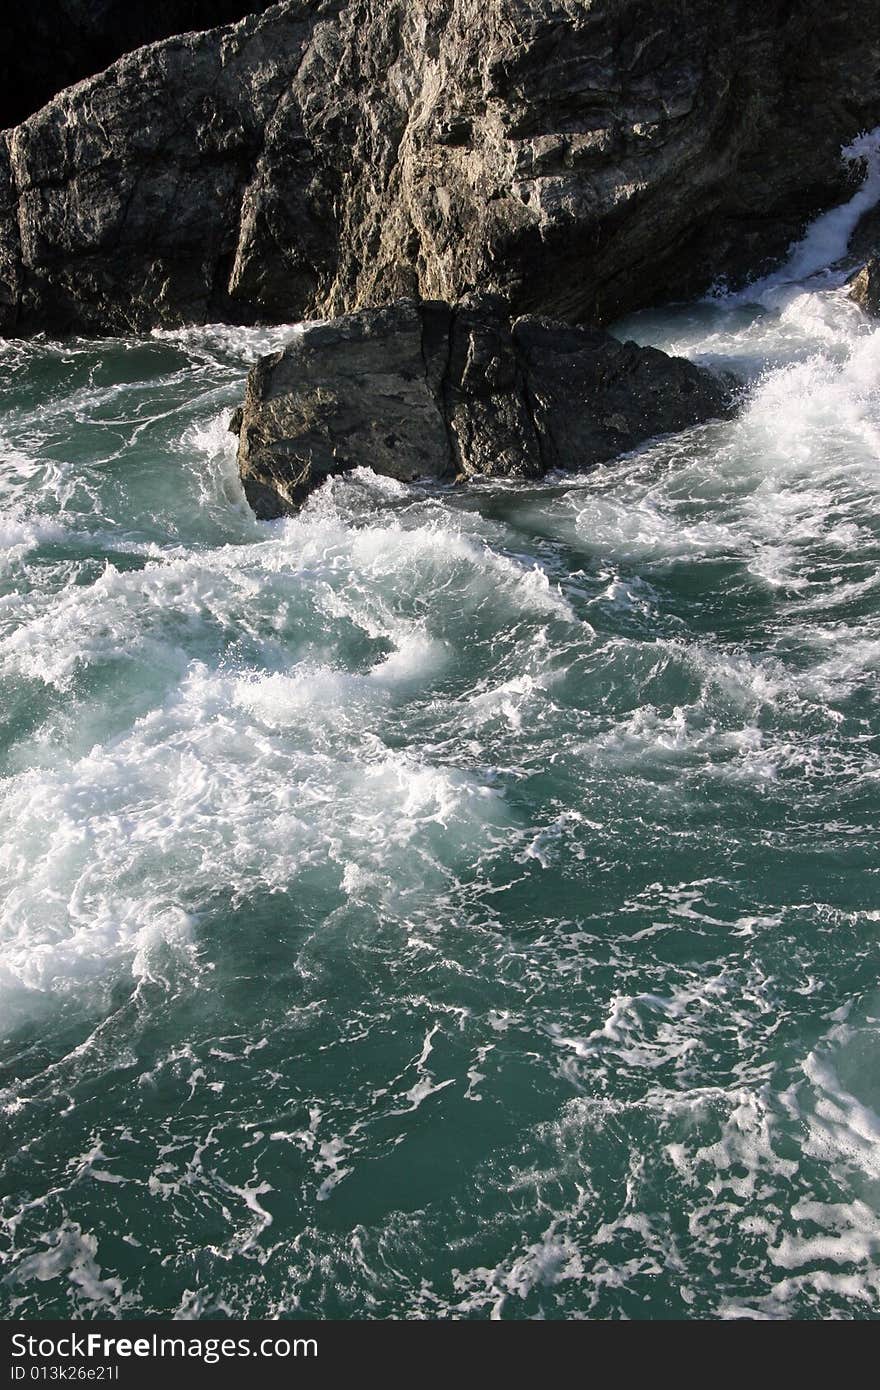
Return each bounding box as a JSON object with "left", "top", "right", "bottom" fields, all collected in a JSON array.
[
  {"left": 235, "top": 297, "right": 734, "bottom": 517},
  {"left": 0, "top": 3, "right": 279, "bottom": 132},
  {"left": 237, "top": 300, "right": 457, "bottom": 516},
  {"left": 1, "top": 1, "right": 879, "bottom": 337},
  {"left": 849, "top": 257, "right": 880, "bottom": 316}
]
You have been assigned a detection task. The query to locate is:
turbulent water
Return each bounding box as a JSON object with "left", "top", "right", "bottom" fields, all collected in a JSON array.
[{"left": 2, "top": 163, "right": 880, "bottom": 1320}]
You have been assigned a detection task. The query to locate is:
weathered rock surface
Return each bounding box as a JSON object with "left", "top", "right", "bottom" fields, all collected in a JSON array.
[
  {"left": 235, "top": 297, "right": 734, "bottom": 517},
  {"left": 849, "top": 257, "right": 880, "bottom": 316},
  {"left": 0, "top": 3, "right": 279, "bottom": 131},
  {"left": 237, "top": 300, "right": 456, "bottom": 516},
  {"left": 1, "top": 1, "right": 879, "bottom": 336}
]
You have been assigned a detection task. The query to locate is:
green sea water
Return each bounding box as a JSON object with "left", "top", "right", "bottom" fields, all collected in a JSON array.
[{"left": 1, "top": 254, "right": 879, "bottom": 1317}]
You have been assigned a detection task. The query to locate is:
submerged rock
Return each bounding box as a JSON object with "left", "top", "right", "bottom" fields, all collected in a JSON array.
[
  {"left": 848, "top": 257, "right": 880, "bottom": 316},
  {"left": 235, "top": 297, "right": 734, "bottom": 517},
  {"left": 1, "top": 1, "right": 879, "bottom": 336}
]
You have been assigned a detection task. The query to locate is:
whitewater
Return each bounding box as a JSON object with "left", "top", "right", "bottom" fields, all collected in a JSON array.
[{"left": 1, "top": 137, "right": 879, "bottom": 1319}]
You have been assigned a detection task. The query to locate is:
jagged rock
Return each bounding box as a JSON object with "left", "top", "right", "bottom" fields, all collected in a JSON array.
[
  {"left": 443, "top": 295, "right": 544, "bottom": 481},
  {"left": 1, "top": 2, "right": 879, "bottom": 336},
  {"left": 235, "top": 297, "right": 734, "bottom": 517},
  {"left": 513, "top": 319, "right": 735, "bottom": 472},
  {"left": 237, "top": 300, "right": 454, "bottom": 516},
  {"left": 848, "top": 257, "right": 880, "bottom": 316}
]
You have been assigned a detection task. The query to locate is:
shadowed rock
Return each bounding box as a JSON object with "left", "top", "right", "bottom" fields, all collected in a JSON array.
[
  {"left": 235, "top": 297, "right": 735, "bottom": 517},
  {"left": 236, "top": 300, "right": 455, "bottom": 516}
]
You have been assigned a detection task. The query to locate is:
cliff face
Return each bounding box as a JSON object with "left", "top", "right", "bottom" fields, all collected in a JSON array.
[{"left": 1, "top": 1, "right": 879, "bottom": 337}]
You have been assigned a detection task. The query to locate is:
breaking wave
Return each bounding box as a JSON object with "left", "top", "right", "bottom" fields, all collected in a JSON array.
[{"left": 1, "top": 145, "right": 879, "bottom": 1318}]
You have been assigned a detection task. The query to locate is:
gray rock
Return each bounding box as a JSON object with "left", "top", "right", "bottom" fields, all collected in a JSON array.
[
  {"left": 513, "top": 318, "right": 734, "bottom": 472},
  {"left": 237, "top": 300, "right": 454, "bottom": 517},
  {"left": 443, "top": 295, "right": 544, "bottom": 481},
  {"left": 1, "top": 2, "right": 879, "bottom": 336},
  {"left": 848, "top": 257, "right": 880, "bottom": 316},
  {"left": 0, "top": 7, "right": 320, "bottom": 334},
  {"left": 235, "top": 297, "right": 734, "bottom": 517}
]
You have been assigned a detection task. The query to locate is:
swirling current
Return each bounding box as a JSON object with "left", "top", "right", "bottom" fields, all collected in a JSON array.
[{"left": 1, "top": 177, "right": 880, "bottom": 1319}]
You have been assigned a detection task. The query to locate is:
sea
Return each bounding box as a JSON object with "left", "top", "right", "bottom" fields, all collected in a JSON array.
[{"left": 1, "top": 132, "right": 879, "bottom": 1320}]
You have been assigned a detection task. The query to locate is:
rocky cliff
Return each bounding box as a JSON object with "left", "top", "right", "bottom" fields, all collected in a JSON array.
[{"left": 2, "top": 1, "right": 879, "bottom": 337}]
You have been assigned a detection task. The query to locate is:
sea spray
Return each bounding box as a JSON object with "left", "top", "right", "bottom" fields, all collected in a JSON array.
[{"left": 721, "top": 125, "right": 880, "bottom": 307}]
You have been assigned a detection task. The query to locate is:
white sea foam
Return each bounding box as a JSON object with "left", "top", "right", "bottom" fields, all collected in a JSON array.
[
  {"left": 2, "top": 164, "right": 880, "bottom": 1319},
  {"left": 1, "top": 205, "right": 875, "bottom": 1035},
  {"left": 151, "top": 320, "right": 306, "bottom": 363},
  {"left": 730, "top": 126, "right": 880, "bottom": 305}
]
